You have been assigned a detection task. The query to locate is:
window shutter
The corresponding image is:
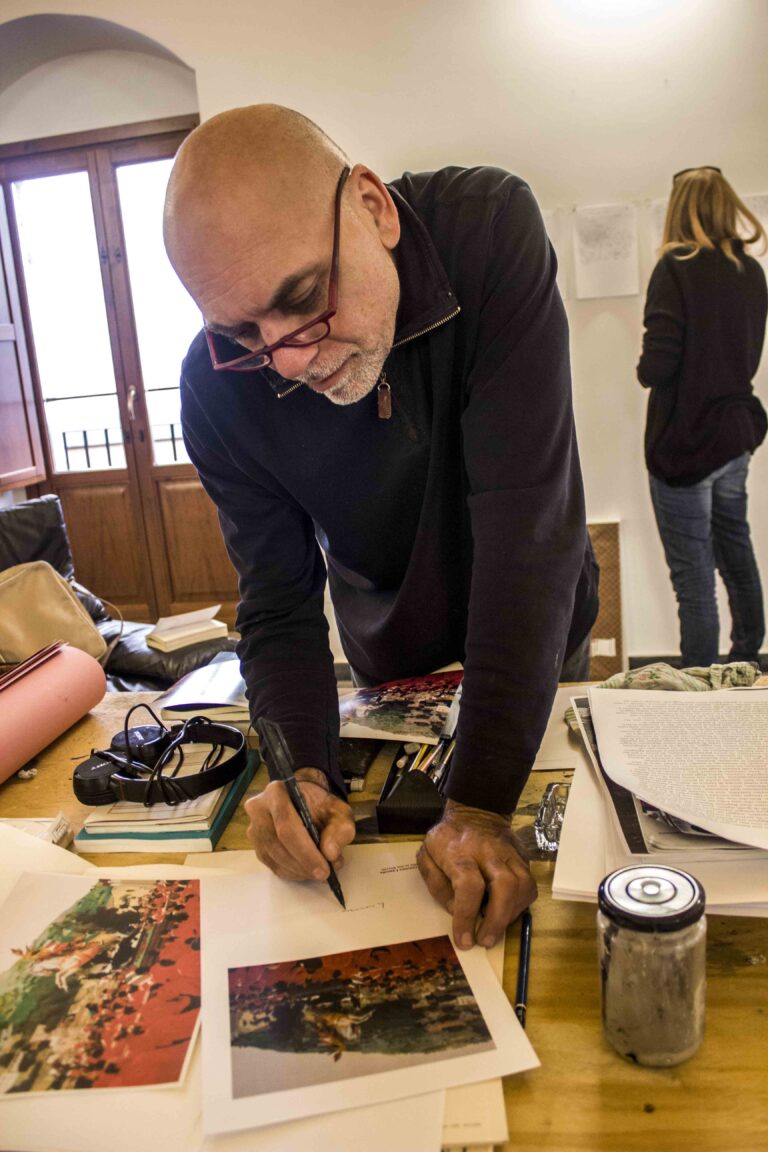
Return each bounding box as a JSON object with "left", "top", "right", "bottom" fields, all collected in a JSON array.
[{"left": 0, "top": 183, "right": 46, "bottom": 492}]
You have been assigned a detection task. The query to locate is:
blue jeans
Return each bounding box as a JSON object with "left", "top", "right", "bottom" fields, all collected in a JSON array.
[{"left": 650, "top": 453, "right": 764, "bottom": 667}]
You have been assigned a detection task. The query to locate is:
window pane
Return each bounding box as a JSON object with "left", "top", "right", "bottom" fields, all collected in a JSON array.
[
  {"left": 117, "top": 159, "right": 201, "bottom": 465},
  {"left": 46, "top": 396, "right": 126, "bottom": 471},
  {"left": 12, "top": 171, "right": 121, "bottom": 474}
]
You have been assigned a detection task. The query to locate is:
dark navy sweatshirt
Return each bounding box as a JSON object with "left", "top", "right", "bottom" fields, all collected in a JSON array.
[{"left": 181, "top": 166, "right": 598, "bottom": 815}]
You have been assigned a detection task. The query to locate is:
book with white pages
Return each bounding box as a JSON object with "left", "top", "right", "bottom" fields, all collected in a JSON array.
[
  {"left": 146, "top": 605, "right": 228, "bottom": 652},
  {"left": 586, "top": 686, "right": 768, "bottom": 856},
  {"left": 154, "top": 658, "right": 250, "bottom": 726},
  {"left": 81, "top": 747, "right": 228, "bottom": 833},
  {"left": 571, "top": 694, "right": 768, "bottom": 862},
  {"left": 553, "top": 695, "right": 768, "bottom": 916}
]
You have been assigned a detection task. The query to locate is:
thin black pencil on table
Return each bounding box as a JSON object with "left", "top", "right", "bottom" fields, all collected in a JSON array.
[
  {"left": 255, "top": 716, "right": 346, "bottom": 909},
  {"left": 515, "top": 908, "right": 533, "bottom": 1029}
]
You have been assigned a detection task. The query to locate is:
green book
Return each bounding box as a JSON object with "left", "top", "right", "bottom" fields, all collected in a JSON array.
[{"left": 73, "top": 755, "right": 255, "bottom": 854}]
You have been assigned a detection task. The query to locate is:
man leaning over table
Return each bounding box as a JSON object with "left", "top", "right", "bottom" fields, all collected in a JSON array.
[{"left": 162, "top": 104, "right": 599, "bottom": 951}]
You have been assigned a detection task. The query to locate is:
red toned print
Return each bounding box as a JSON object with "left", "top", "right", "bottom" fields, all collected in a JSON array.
[
  {"left": 0, "top": 878, "right": 200, "bottom": 1093},
  {"left": 228, "top": 934, "right": 493, "bottom": 1093}
]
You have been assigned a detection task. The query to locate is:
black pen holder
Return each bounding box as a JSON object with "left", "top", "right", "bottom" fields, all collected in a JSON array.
[{"left": 376, "top": 761, "right": 445, "bottom": 834}]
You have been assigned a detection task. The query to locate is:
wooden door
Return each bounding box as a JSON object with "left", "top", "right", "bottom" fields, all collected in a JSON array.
[{"left": 0, "top": 120, "right": 239, "bottom": 625}]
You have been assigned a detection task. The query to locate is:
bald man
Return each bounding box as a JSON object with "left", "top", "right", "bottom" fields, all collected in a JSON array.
[{"left": 164, "top": 105, "right": 598, "bottom": 949}]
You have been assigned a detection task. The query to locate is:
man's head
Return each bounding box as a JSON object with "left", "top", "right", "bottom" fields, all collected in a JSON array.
[{"left": 163, "top": 105, "right": 401, "bottom": 405}]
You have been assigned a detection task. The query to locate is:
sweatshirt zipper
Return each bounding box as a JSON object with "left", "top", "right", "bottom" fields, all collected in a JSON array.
[
  {"left": 276, "top": 380, "right": 303, "bottom": 399},
  {"left": 391, "top": 304, "right": 461, "bottom": 351},
  {"left": 275, "top": 304, "right": 462, "bottom": 407},
  {"left": 378, "top": 303, "right": 462, "bottom": 421}
]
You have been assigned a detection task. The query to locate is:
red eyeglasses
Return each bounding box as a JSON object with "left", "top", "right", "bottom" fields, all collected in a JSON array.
[{"left": 205, "top": 165, "right": 350, "bottom": 372}]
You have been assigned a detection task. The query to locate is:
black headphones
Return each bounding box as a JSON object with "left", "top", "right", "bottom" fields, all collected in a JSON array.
[{"left": 73, "top": 703, "right": 248, "bottom": 807}]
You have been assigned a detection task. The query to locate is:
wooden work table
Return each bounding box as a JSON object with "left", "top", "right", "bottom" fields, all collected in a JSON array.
[{"left": 1, "top": 691, "right": 766, "bottom": 1151}]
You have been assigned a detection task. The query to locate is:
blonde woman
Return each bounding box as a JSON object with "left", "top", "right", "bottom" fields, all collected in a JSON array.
[{"left": 638, "top": 166, "right": 767, "bottom": 667}]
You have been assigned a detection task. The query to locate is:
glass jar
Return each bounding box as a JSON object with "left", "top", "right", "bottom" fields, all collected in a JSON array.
[{"left": 597, "top": 865, "right": 706, "bottom": 1067}]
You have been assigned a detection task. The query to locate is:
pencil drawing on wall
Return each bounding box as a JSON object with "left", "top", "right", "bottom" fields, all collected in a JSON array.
[
  {"left": 228, "top": 934, "right": 494, "bottom": 1096},
  {"left": 339, "top": 671, "right": 462, "bottom": 744},
  {"left": 0, "top": 875, "right": 200, "bottom": 1094}
]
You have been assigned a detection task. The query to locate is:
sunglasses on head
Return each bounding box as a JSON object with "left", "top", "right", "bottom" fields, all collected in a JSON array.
[{"left": 672, "top": 166, "right": 722, "bottom": 183}]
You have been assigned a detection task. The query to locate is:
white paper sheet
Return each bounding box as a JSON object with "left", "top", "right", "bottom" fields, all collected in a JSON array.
[
  {"left": 573, "top": 203, "right": 639, "bottom": 298},
  {"left": 552, "top": 744, "right": 607, "bottom": 903},
  {"left": 0, "top": 847, "right": 445, "bottom": 1152},
  {"left": 532, "top": 684, "right": 582, "bottom": 772},
  {"left": 0, "top": 872, "right": 201, "bottom": 1095},
  {"left": 201, "top": 896, "right": 536, "bottom": 1135},
  {"left": 553, "top": 704, "right": 768, "bottom": 915},
  {"left": 0, "top": 824, "right": 95, "bottom": 876},
  {"left": 588, "top": 688, "right": 768, "bottom": 850},
  {"left": 190, "top": 844, "right": 509, "bottom": 1147}
]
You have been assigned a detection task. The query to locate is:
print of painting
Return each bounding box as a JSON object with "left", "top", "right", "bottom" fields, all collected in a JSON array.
[
  {"left": 0, "top": 876, "right": 200, "bottom": 1094},
  {"left": 339, "top": 671, "right": 462, "bottom": 744},
  {"left": 228, "top": 934, "right": 494, "bottom": 1097}
]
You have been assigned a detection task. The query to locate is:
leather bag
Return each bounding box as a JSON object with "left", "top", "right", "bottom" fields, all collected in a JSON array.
[{"left": 0, "top": 560, "right": 108, "bottom": 664}]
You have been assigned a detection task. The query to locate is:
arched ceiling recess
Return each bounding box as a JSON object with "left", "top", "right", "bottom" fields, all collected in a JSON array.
[{"left": 0, "top": 13, "right": 193, "bottom": 95}]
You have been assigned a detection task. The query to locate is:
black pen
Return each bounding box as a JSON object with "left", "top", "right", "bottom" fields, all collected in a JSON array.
[
  {"left": 515, "top": 908, "right": 533, "bottom": 1028},
  {"left": 256, "top": 717, "right": 346, "bottom": 909}
]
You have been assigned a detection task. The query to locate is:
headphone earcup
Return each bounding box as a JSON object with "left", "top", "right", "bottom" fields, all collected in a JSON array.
[
  {"left": 109, "top": 724, "right": 174, "bottom": 768},
  {"left": 72, "top": 754, "right": 125, "bottom": 805}
]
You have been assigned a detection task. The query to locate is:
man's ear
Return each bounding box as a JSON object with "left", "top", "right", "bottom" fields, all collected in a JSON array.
[{"left": 349, "top": 165, "right": 401, "bottom": 250}]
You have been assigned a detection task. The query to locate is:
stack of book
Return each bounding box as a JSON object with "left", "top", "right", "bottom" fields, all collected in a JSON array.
[{"left": 73, "top": 748, "right": 255, "bottom": 853}]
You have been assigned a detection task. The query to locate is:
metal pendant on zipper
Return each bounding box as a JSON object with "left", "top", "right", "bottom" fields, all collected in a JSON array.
[{"left": 377, "top": 372, "right": 392, "bottom": 420}]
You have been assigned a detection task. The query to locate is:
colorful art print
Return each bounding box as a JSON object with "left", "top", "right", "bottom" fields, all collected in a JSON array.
[
  {"left": 0, "top": 876, "right": 200, "bottom": 1094},
  {"left": 339, "top": 671, "right": 462, "bottom": 744},
  {"left": 228, "top": 934, "right": 493, "bottom": 1096}
]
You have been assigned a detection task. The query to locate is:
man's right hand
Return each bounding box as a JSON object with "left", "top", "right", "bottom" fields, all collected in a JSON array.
[{"left": 244, "top": 767, "right": 356, "bottom": 881}]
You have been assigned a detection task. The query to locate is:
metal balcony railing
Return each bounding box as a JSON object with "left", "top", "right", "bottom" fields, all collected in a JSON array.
[{"left": 59, "top": 423, "right": 187, "bottom": 470}]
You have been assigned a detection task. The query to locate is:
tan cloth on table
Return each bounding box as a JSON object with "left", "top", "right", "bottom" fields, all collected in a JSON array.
[{"left": 564, "top": 660, "right": 760, "bottom": 731}]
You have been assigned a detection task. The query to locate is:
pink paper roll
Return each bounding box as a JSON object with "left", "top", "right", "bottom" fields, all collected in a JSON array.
[{"left": 0, "top": 645, "right": 106, "bottom": 783}]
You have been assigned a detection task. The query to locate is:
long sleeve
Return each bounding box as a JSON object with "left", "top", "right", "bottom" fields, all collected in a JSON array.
[
  {"left": 180, "top": 379, "right": 345, "bottom": 797},
  {"left": 637, "top": 257, "right": 684, "bottom": 389},
  {"left": 444, "top": 183, "right": 589, "bottom": 815}
]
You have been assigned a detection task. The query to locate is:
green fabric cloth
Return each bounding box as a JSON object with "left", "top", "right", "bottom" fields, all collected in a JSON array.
[{"left": 564, "top": 661, "right": 760, "bottom": 731}]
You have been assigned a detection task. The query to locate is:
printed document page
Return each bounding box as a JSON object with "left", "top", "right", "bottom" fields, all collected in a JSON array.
[{"left": 588, "top": 688, "right": 768, "bottom": 850}]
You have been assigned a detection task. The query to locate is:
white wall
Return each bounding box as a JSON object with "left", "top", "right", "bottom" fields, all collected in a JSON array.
[
  {"left": 1, "top": 0, "right": 768, "bottom": 660},
  {"left": 0, "top": 50, "right": 197, "bottom": 141}
]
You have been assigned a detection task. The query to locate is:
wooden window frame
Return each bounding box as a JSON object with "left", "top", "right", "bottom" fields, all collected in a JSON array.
[{"left": 0, "top": 114, "right": 199, "bottom": 494}]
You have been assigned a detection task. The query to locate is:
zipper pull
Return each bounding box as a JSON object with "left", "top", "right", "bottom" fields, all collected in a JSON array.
[{"left": 377, "top": 373, "right": 392, "bottom": 420}]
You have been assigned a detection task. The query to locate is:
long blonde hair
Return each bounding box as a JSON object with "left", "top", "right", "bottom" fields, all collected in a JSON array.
[{"left": 661, "top": 167, "right": 766, "bottom": 267}]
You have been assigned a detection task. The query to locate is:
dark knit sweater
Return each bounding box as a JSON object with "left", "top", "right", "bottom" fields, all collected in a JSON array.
[
  {"left": 638, "top": 242, "right": 768, "bottom": 485},
  {"left": 180, "top": 166, "right": 598, "bottom": 815}
]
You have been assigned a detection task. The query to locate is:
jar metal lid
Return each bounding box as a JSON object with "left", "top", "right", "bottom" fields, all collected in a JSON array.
[{"left": 598, "top": 866, "right": 706, "bottom": 932}]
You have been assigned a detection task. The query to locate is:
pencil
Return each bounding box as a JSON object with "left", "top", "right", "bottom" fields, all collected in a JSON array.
[
  {"left": 515, "top": 908, "right": 533, "bottom": 1029},
  {"left": 430, "top": 738, "right": 456, "bottom": 788},
  {"left": 256, "top": 717, "right": 346, "bottom": 909}
]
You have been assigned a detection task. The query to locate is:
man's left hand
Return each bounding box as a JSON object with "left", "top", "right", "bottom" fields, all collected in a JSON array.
[{"left": 416, "top": 799, "right": 537, "bottom": 949}]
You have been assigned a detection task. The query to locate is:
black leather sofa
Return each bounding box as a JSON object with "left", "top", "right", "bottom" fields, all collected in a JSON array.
[{"left": 0, "top": 494, "right": 237, "bottom": 691}]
